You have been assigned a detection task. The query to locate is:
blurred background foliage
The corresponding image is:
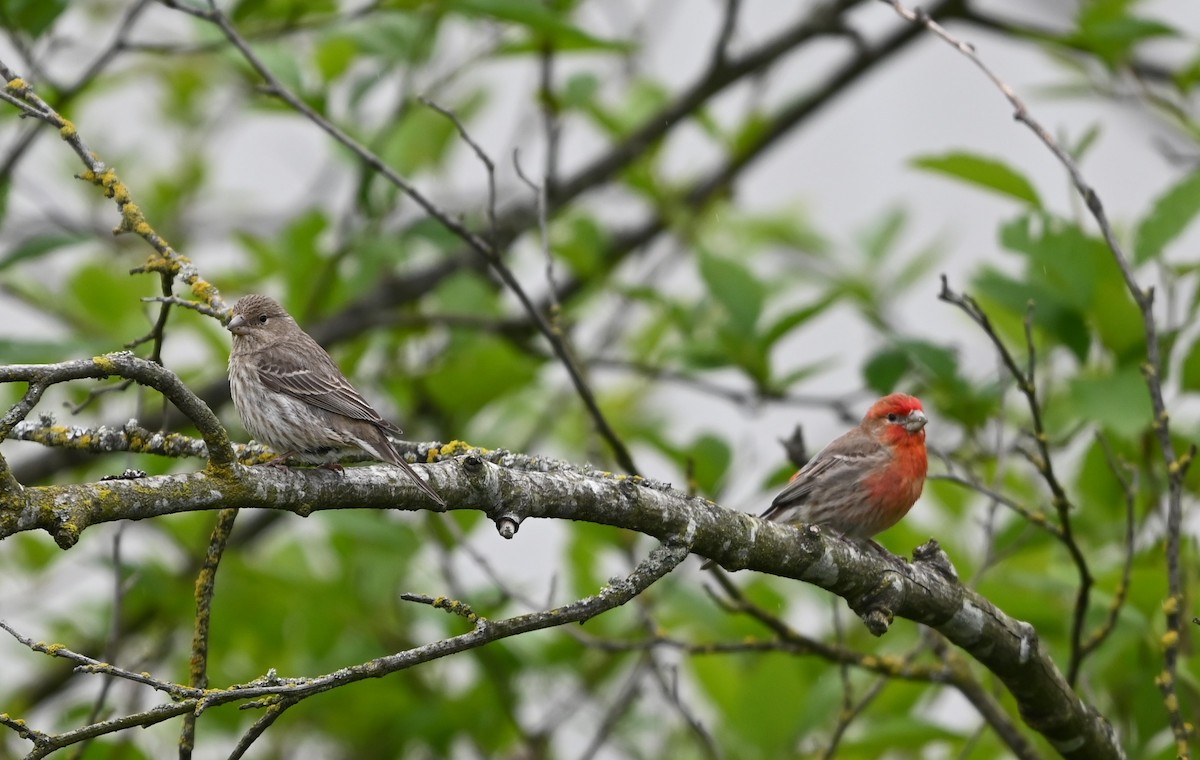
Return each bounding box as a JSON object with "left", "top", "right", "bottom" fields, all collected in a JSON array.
[{"left": 0, "top": 0, "right": 1199, "bottom": 757}]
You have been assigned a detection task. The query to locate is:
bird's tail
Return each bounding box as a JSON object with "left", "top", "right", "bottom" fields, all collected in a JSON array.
[
  {"left": 388, "top": 452, "right": 447, "bottom": 507},
  {"left": 359, "top": 431, "right": 446, "bottom": 507}
]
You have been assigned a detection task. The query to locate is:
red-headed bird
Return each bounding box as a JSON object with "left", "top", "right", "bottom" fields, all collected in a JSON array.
[
  {"left": 763, "top": 393, "right": 928, "bottom": 539},
  {"left": 704, "top": 394, "right": 928, "bottom": 568}
]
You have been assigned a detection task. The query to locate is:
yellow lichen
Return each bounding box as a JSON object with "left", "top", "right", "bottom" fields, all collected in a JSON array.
[
  {"left": 92, "top": 355, "right": 117, "bottom": 374},
  {"left": 1163, "top": 596, "right": 1180, "bottom": 615},
  {"left": 58, "top": 120, "right": 76, "bottom": 139},
  {"left": 1162, "top": 630, "right": 1180, "bottom": 649},
  {"left": 437, "top": 440, "right": 489, "bottom": 457}
]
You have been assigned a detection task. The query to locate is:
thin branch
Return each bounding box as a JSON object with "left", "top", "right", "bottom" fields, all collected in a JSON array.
[
  {"left": 418, "top": 97, "right": 499, "bottom": 246},
  {"left": 710, "top": 0, "right": 742, "bottom": 70},
  {"left": 929, "top": 473, "right": 1061, "bottom": 538},
  {"left": 5, "top": 417, "right": 276, "bottom": 464},
  {"left": 937, "top": 276, "right": 1092, "bottom": 686},
  {"left": 0, "top": 353, "right": 236, "bottom": 481},
  {"left": 179, "top": 508, "right": 239, "bottom": 759},
  {"left": 643, "top": 656, "right": 721, "bottom": 760},
  {"left": 0, "top": 61, "right": 228, "bottom": 315},
  {"left": 413, "top": 97, "right": 637, "bottom": 474},
  {"left": 0, "top": 620, "right": 200, "bottom": 700},
  {"left": 141, "top": 296, "right": 227, "bottom": 321},
  {"left": 513, "top": 149, "right": 560, "bottom": 317},
  {"left": 1, "top": 541, "right": 690, "bottom": 756},
  {"left": 68, "top": 525, "right": 130, "bottom": 760},
  {"left": 1080, "top": 434, "right": 1137, "bottom": 660},
  {"left": 884, "top": 2, "right": 1192, "bottom": 748},
  {"left": 186, "top": 5, "right": 641, "bottom": 474},
  {"left": 577, "top": 654, "right": 650, "bottom": 760},
  {"left": 225, "top": 699, "right": 294, "bottom": 760}
]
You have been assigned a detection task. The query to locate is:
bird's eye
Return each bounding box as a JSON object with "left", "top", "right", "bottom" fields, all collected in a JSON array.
[
  {"left": 258, "top": 315, "right": 268, "bottom": 324},
  {"left": 887, "top": 413, "right": 898, "bottom": 422}
]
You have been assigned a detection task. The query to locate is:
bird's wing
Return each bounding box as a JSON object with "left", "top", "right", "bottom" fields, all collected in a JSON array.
[
  {"left": 255, "top": 338, "right": 393, "bottom": 427},
  {"left": 759, "top": 432, "right": 890, "bottom": 521}
]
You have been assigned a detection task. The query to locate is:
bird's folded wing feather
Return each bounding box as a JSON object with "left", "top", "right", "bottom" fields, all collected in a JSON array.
[
  {"left": 255, "top": 350, "right": 392, "bottom": 428},
  {"left": 758, "top": 436, "right": 889, "bottom": 520}
]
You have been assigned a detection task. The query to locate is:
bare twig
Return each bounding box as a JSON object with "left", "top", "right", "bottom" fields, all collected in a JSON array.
[
  {"left": 226, "top": 699, "right": 295, "bottom": 760},
  {"left": 886, "top": 0, "right": 1190, "bottom": 745},
  {"left": 179, "top": 508, "right": 239, "bottom": 759},
  {"left": 1080, "top": 434, "right": 1138, "bottom": 660},
  {"left": 711, "top": 0, "right": 742, "bottom": 69},
  {"left": 0, "top": 61, "right": 228, "bottom": 315},
  {"left": 0, "top": 353, "right": 236, "bottom": 475},
  {"left": 937, "top": 276, "right": 1092, "bottom": 686},
  {"left": 0, "top": 542, "right": 690, "bottom": 756}
]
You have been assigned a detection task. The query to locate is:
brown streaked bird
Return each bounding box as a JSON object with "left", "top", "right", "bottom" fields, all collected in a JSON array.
[{"left": 226, "top": 294, "right": 445, "bottom": 506}]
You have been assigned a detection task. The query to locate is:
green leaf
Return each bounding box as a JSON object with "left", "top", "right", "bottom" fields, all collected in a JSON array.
[
  {"left": 858, "top": 207, "right": 907, "bottom": 262},
  {"left": 1180, "top": 338, "right": 1200, "bottom": 392},
  {"left": 560, "top": 73, "right": 600, "bottom": 109},
  {"left": 862, "top": 339, "right": 958, "bottom": 394},
  {"left": 1068, "top": 366, "right": 1153, "bottom": 437},
  {"left": 383, "top": 91, "right": 485, "bottom": 175},
  {"left": 712, "top": 207, "right": 830, "bottom": 257},
  {"left": 0, "top": 233, "right": 88, "bottom": 272},
  {"left": 66, "top": 262, "right": 158, "bottom": 340},
  {"left": 697, "top": 248, "right": 764, "bottom": 333},
  {"left": 775, "top": 358, "right": 836, "bottom": 389},
  {"left": 231, "top": 0, "right": 336, "bottom": 23},
  {"left": 425, "top": 338, "right": 539, "bottom": 425},
  {"left": 447, "top": 0, "right": 626, "bottom": 50},
  {"left": 344, "top": 11, "right": 441, "bottom": 64},
  {"left": 684, "top": 433, "right": 731, "bottom": 497},
  {"left": 912, "top": 152, "right": 1042, "bottom": 207},
  {"left": 315, "top": 35, "right": 359, "bottom": 81},
  {"left": 552, "top": 214, "right": 609, "bottom": 278},
  {"left": 0, "top": 0, "right": 67, "bottom": 37},
  {"left": 0, "top": 338, "right": 97, "bottom": 363},
  {"left": 998, "top": 212, "right": 1143, "bottom": 359},
  {"left": 1134, "top": 168, "right": 1200, "bottom": 263},
  {"left": 1071, "top": 0, "right": 1178, "bottom": 66},
  {"left": 730, "top": 111, "right": 771, "bottom": 159},
  {"left": 863, "top": 347, "right": 909, "bottom": 394},
  {"left": 1176, "top": 51, "right": 1200, "bottom": 91},
  {"left": 973, "top": 268, "right": 1091, "bottom": 362},
  {"left": 760, "top": 295, "right": 834, "bottom": 349},
  {"left": 1070, "top": 123, "right": 1103, "bottom": 161}
]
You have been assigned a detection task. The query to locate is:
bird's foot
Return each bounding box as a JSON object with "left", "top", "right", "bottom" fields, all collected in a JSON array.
[
  {"left": 264, "top": 453, "right": 295, "bottom": 470},
  {"left": 840, "top": 534, "right": 907, "bottom": 568},
  {"left": 864, "top": 538, "right": 908, "bottom": 568},
  {"left": 317, "top": 462, "right": 345, "bottom": 474}
]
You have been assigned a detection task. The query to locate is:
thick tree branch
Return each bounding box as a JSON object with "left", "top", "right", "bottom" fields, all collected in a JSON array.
[{"left": 0, "top": 449, "right": 1119, "bottom": 758}]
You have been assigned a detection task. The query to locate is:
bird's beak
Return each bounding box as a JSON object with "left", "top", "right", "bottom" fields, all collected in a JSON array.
[
  {"left": 227, "top": 313, "right": 246, "bottom": 335},
  {"left": 904, "top": 410, "right": 928, "bottom": 433}
]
